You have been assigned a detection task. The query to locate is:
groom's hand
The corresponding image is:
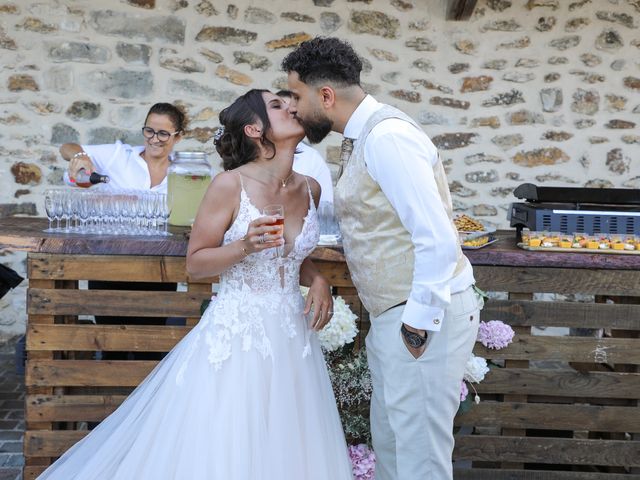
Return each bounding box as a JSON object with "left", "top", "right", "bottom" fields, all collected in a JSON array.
[{"left": 401, "top": 323, "right": 428, "bottom": 359}]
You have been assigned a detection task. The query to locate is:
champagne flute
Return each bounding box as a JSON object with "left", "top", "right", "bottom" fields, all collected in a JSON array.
[
  {"left": 262, "top": 204, "right": 284, "bottom": 257},
  {"left": 43, "top": 189, "right": 58, "bottom": 232},
  {"left": 159, "top": 193, "right": 172, "bottom": 236}
]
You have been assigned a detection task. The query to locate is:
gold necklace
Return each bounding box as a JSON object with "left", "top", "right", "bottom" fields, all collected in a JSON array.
[{"left": 255, "top": 165, "right": 295, "bottom": 188}]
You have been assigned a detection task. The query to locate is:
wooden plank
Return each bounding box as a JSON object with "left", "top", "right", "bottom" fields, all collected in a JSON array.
[
  {"left": 24, "top": 430, "right": 86, "bottom": 457},
  {"left": 482, "top": 299, "right": 640, "bottom": 330},
  {"left": 501, "top": 293, "right": 530, "bottom": 470},
  {"left": 477, "top": 369, "right": 640, "bottom": 399},
  {"left": 25, "top": 273, "right": 56, "bottom": 471},
  {"left": 27, "top": 360, "right": 157, "bottom": 387},
  {"left": 454, "top": 435, "right": 640, "bottom": 466},
  {"left": 475, "top": 266, "right": 640, "bottom": 296},
  {"left": 453, "top": 469, "right": 640, "bottom": 480},
  {"left": 37, "top": 430, "right": 640, "bottom": 467},
  {"left": 186, "top": 282, "right": 212, "bottom": 327},
  {"left": 27, "top": 289, "right": 210, "bottom": 317},
  {"left": 447, "top": 0, "right": 478, "bottom": 21},
  {"left": 455, "top": 402, "right": 640, "bottom": 433},
  {"left": 464, "top": 231, "right": 640, "bottom": 270},
  {"left": 23, "top": 465, "right": 48, "bottom": 480},
  {"left": 7, "top": 219, "right": 640, "bottom": 270},
  {"left": 26, "top": 394, "right": 126, "bottom": 422},
  {"left": 27, "top": 362, "right": 639, "bottom": 397},
  {"left": 27, "top": 253, "right": 217, "bottom": 284},
  {"left": 473, "top": 335, "right": 640, "bottom": 364},
  {"left": 26, "top": 324, "right": 191, "bottom": 352},
  {"left": 314, "top": 261, "right": 354, "bottom": 288}
]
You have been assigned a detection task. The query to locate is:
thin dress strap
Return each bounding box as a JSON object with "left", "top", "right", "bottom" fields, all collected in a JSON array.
[
  {"left": 303, "top": 175, "right": 314, "bottom": 207},
  {"left": 237, "top": 172, "right": 245, "bottom": 192}
]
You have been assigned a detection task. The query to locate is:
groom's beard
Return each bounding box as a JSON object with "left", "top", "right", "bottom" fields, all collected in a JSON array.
[{"left": 295, "top": 114, "right": 332, "bottom": 144}]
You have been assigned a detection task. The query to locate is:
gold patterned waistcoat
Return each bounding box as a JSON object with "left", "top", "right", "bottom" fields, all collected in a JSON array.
[{"left": 334, "top": 105, "right": 468, "bottom": 317}]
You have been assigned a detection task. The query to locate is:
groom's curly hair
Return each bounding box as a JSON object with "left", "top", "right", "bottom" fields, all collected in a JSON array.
[{"left": 281, "top": 37, "right": 362, "bottom": 87}]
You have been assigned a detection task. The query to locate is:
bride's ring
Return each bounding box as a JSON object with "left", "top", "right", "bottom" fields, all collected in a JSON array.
[{"left": 259, "top": 233, "right": 266, "bottom": 244}]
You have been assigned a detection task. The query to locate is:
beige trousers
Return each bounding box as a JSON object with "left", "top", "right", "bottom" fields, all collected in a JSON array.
[{"left": 365, "top": 286, "right": 482, "bottom": 480}]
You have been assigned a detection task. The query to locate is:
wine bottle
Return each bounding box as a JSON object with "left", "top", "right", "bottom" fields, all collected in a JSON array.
[{"left": 73, "top": 169, "right": 110, "bottom": 188}]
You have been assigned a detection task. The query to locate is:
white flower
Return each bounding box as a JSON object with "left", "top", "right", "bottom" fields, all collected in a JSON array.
[
  {"left": 464, "top": 354, "right": 489, "bottom": 383},
  {"left": 300, "top": 287, "right": 358, "bottom": 352}
]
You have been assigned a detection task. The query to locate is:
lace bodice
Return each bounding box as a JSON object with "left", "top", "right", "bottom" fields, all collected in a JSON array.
[
  {"left": 177, "top": 179, "right": 320, "bottom": 375},
  {"left": 220, "top": 183, "right": 319, "bottom": 295}
]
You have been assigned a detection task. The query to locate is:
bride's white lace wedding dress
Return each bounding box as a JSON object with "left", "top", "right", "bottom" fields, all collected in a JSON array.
[{"left": 39, "top": 181, "right": 354, "bottom": 480}]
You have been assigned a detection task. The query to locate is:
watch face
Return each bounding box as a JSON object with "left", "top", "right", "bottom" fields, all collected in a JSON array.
[
  {"left": 402, "top": 325, "right": 427, "bottom": 348},
  {"left": 405, "top": 333, "right": 424, "bottom": 348}
]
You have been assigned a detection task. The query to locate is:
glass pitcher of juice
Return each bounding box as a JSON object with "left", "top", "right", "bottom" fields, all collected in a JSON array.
[{"left": 167, "top": 151, "right": 212, "bottom": 226}]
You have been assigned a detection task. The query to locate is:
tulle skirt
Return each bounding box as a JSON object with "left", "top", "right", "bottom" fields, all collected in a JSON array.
[{"left": 38, "top": 294, "right": 354, "bottom": 480}]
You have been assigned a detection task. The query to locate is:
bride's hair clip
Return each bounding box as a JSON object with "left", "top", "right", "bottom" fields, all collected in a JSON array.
[{"left": 213, "top": 125, "right": 225, "bottom": 143}]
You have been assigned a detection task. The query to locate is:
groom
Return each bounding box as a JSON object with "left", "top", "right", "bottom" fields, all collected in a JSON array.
[{"left": 283, "top": 37, "right": 481, "bottom": 480}]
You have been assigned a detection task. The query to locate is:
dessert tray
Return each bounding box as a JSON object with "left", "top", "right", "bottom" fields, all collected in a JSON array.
[{"left": 518, "top": 231, "right": 640, "bottom": 255}]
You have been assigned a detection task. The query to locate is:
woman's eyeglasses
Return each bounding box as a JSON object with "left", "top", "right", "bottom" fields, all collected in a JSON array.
[{"left": 141, "top": 126, "right": 180, "bottom": 142}]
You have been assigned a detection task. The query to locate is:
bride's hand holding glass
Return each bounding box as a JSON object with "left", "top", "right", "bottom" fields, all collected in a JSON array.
[{"left": 242, "top": 214, "right": 284, "bottom": 255}]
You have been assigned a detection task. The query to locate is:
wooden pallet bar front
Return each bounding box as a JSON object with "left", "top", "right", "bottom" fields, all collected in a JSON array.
[{"left": 1, "top": 219, "right": 639, "bottom": 478}]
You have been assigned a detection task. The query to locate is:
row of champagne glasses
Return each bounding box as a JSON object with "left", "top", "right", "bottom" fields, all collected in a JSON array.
[{"left": 43, "top": 189, "right": 172, "bottom": 236}]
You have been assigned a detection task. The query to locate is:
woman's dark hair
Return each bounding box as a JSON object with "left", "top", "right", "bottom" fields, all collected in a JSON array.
[
  {"left": 145, "top": 103, "right": 188, "bottom": 133},
  {"left": 214, "top": 89, "right": 276, "bottom": 171},
  {"left": 281, "top": 37, "right": 362, "bottom": 87}
]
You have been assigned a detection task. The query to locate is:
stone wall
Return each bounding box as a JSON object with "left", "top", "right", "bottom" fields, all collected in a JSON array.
[{"left": 1, "top": 0, "right": 639, "bottom": 338}]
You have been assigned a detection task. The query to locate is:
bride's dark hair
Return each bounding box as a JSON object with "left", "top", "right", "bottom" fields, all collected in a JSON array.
[{"left": 214, "top": 89, "right": 276, "bottom": 171}]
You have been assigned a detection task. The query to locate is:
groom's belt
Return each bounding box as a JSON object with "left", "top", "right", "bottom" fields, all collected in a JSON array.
[{"left": 386, "top": 300, "right": 407, "bottom": 312}]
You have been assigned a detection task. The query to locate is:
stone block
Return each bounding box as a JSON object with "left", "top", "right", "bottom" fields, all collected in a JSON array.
[
  {"left": 81, "top": 70, "right": 153, "bottom": 99},
  {"left": 215, "top": 65, "right": 252, "bottom": 86},
  {"left": 90, "top": 10, "right": 185, "bottom": 44},
  {"left": 10, "top": 163, "right": 41, "bottom": 185},
  {"left": 7, "top": 75, "right": 38, "bottom": 92},
  {"left": 349, "top": 10, "right": 399, "bottom": 38},
  {"left": 48, "top": 41, "right": 110, "bottom": 63},
  {"left": 512, "top": 147, "right": 569, "bottom": 167}
]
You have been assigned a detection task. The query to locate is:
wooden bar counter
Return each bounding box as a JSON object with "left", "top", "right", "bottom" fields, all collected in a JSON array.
[{"left": 1, "top": 217, "right": 639, "bottom": 479}]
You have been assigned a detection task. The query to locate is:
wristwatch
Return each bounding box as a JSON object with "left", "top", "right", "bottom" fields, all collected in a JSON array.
[{"left": 401, "top": 324, "right": 428, "bottom": 348}]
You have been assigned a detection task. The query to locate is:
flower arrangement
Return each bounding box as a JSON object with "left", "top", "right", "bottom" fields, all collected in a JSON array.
[
  {"left": 477, "top": 320, "right": 515, "bottom": 350},
  {"left": 460, "top": 320, "right": 515, "bottom": 406},
  {"left": 299, "top": 286, "right": 358, "bottom": 352},
  {"left": 348, "top": 444, "right": 376, "bottom": 480},
  {"left": 325, "top": 347, "right": 372, "bottom": 444},
  {"left": 320, "top": 295, "right": 359, "bottom": 352}
]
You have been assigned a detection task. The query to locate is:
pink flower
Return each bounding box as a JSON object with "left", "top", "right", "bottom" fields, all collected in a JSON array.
[
  {"left": 460, "top": 380, "right": 468, "bottom": 402},
  {"left": 477, "top": 320, "right": 515, "bottom": 350},
  {"left": 348, "top": 444, "right": 376, "bottom": 480}
]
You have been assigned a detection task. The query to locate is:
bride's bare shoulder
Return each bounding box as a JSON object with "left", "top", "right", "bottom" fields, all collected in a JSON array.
[{"left": 209, "top": 171, "right": 240, "bottom": 194}]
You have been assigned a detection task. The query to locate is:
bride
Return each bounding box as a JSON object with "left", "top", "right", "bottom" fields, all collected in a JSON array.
[{"left": 38, "top": 89, "right": 354, "bottom": 479}]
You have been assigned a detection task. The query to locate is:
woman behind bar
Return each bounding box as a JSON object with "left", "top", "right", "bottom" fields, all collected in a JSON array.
[
  {"left": 59, "top": 103, "right": 187, "bottom": 359},
  {"left": 38, "top": 90, "right": 353, "bottom": 480},
  {"left": 60, "top": 102, "right": 185, "bottom": 192}
]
